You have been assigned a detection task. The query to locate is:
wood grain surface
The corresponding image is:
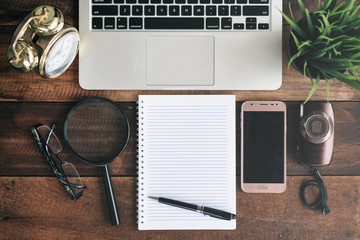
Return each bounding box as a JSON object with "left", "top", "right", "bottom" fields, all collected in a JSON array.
[
  {"left": 1, "top": 176, "right": 359, "bottom": 240},
  {"left": 1, "top": 102, "right": 359, "bottom": 177},
  {"left": 1, "top": 0, "right": 360, "bottom": 239}
]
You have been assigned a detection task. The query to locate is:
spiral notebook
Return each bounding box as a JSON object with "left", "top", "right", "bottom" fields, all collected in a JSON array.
[{"left": 137, "top": 95, "right": 236, "bottom": 230}]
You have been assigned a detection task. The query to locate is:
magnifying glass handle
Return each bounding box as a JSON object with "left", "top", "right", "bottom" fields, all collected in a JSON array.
[{"left": 102, "top": 165, "right": 121, "bottom": 226}]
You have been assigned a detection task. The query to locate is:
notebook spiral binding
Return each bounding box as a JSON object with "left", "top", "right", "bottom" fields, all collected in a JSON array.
[{"left": 137, "top": 100, "right": 145, "bottom": 225}]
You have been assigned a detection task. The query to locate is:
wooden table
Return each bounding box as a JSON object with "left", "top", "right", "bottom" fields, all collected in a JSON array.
[{"left": 1, "top": 0, "right": 359, "bottom": 239}]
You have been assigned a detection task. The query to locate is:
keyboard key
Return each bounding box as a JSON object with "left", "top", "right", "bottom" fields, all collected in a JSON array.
[
  {"left": 188, "top": 0, "right": 198, "bottom": 3},
  {"left": 194, "top": 6, "right": 204, "bottom": 15},
  {"left": 92, "top": 6, "right": 119, "bottom": 15},
  {"left": 151, "top": 0, "right": 161, "bottom": 3},
  {"left": 246, "top": 23, "right": 256, "bottom": 29},
  {"left": 231, "top": 6, "right": 240, "bottom": 15},
  {"left": 169, "top": 6, "right": 180, "bottom": 15},
  {"left": 258, "top": 23, "right": 269, "bottom": 29},
  {"left": 246, "top": 17, "right": 256, "bottom": 23},
  {"left": 163, "top": 0, "right": 173, "bottom": 3},
  {"left": 200, "top": 0, "right": 210, "bottom": 3},
  {"left": 117, "top": 17, "right": 127, "bottom": 29},
  {"left": 144, "top": 17, "right": 204, "bottom": 29},
  {"left": 221, "top": 17, "right": 232, "bottom": 29},
  {"left": 206, "top": 17, "right": 219, "bottom": 29},
  {"left": 145, "top": 5, "right": 155, "bottom": 15},
  {"left": 182, "top": 6, "right": 192, "bottom": 15},
  {"left": 225, "top": 0, "right": 235, "bottom": 3},
  {"left": 246, "top": 18, "right": 256, "bottom": 29},
  {"left": 212, "top": 0, "right": 222, "bottom": 3},
  {"left": 243, "top": 6, "right": 269, "bottom": 16},
  {"left": 126, "top": 0, "right": 136, "bottom": 3},
  {"left": 236, "top": 0, "right": 246, "bottom": 3},
  {"left": 93, "top": 0, "right": 112, "bottom": 3},
  {"left": 176, "top": 0, "right": 186, "bottom": 3},
  {"left": 234, "top": 23, "right": 244, "bottom": 29},
  {"left": 157, "top": 5, "right": 167, "bottom": 15},
  {"left": 249, "top": 0, "right": 269, "bottom": 3},
  {"left": 120, "top": 5, "right": 131, "bottom": 15},
  {"left": 114, "top": 0, "right": 125, "bottom": 3},
  {"left": 139, "top": 0, "right": 149, "bottom": 3},
  {"left": 218, "top": 6, "right": 229, "bottom": 15},
  {"left": 104, "top": 17, "right": 115, "bottom": 29},
  {"left": 92, "top": 17, "right": 103, "bottom": 29},
  {"left": 129, "top": 18, "right": 143, "bottom": 29},
  {"left": 206, "top": 6, "right": 216, "bottom": 16},
  {"left": 132, "top": 5, "right": 143, "bottom": 15}
]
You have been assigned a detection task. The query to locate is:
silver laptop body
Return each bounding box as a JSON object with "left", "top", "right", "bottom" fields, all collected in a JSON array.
[{"left": 79, "top": 0, "right": 282, "bottom": 90}]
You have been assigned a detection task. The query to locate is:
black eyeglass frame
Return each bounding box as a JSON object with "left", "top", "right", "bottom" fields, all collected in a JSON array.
[{"left": 31, "top": 123, "right": 86, "bottom": 200}]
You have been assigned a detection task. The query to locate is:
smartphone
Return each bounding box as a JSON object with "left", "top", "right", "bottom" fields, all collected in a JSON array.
[{"left": 241, "top": 101, "right": 286, "bottom": 193}]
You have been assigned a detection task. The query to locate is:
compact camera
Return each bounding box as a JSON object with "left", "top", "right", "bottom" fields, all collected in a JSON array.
[{"left": 296, "top": 102, "right": 334, "bottom": 166}]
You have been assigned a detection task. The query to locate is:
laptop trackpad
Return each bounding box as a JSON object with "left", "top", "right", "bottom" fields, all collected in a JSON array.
[{"left": 146, "top": 36, "right": 214, "bottom": 86}]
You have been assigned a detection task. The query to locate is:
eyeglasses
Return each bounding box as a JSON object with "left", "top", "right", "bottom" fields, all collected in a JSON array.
[{"left": 31, "top": 123, "right": 86, "bottom": 200}]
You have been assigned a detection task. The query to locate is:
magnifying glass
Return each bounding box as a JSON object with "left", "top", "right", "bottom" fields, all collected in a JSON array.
[{"left": 64, "top": 97, "right": 130, "bottom": 226}]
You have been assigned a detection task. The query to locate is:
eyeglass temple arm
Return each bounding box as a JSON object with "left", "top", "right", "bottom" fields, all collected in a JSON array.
[{"left": 31, "top": 127, "right": 66, "bottom": 181}]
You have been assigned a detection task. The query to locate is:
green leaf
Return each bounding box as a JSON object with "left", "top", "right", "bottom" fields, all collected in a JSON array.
[
  {"left": 288, "top": 52, "right": 301, "bottom": 69},
  {"left": 343, "top": 0, "right": 356, "bottom": 11},
  {"left": 325, "top": 79, "right": 330, "bottom": 102},
  {"left": 348, "top": 3, "right": 360, "bottom": 20},
  {"left": 279, "top": 10, "right": 308, "bottom": 39},
  {"left": 290, "top": 31, "right": 301, "bottom": 48},
  {"left": 307, "top": 41, "right": 342, "bottom": 59},
  {"left": 304, "top": 75, "right": 320, "bottom": 103},
  {"left": 322, "top": 0, "right": 337, "bottom": 11},
  {"left": 317, "top": 35, "right": 335, "bottom": 42},
  {"left": 303, "top": 60, "right": 308, "bottom": 76},
  {"left": 335, "top": 76, "right": 360, "bottom": 90},
  {"left": 298, "top": 40, "right": 313, "bottom": 49},
  {"left": 297, "top": 0, "right": 307, "bottom": 19},
  {"left": 346, "top": 18, "right": 360, "bottom": 31},
  {"left": 332, "top": 1, "right": 345, "bottom": 13},
  {"left": 288, "top": 2, "right": 297, "bottom": 23},
  {"left": 319, "top": 13, "right": 332, "bottom": 36},
  {"left": 349, "top": 51, "right": 360, "bottom": 59},
  {"left": 305, "top": 9, "right": 315, "bottom": 37}
]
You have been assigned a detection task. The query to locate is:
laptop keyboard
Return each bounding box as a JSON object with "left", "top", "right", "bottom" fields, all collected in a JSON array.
[{"left": 91, "top": 0, "right": 270, "bottom": 31}]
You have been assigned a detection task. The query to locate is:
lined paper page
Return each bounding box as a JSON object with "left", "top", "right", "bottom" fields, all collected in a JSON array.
[{"left": 138, "top": 95, "right": 236, "bottom": 230}]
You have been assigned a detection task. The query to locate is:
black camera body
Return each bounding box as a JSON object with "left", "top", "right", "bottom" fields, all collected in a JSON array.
[{"left": 296, "top": 102, "right": 334, "bottom": 166}]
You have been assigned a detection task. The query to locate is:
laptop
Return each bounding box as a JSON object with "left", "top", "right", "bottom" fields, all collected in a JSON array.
[{"left": 79, "top": 0, "right": 282, "bottom": 90}]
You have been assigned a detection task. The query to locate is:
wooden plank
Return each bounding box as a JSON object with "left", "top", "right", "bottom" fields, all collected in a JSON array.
[
  {"left": 0, "top": 176, "right": 359, "bottom": 240},
  {"left": 0, "top": 102, "right": 138, "bottom": 176},
  {"left": 0, "top": 0, "right": 78, "bottom": 26},
  {"left": 1, "top": 1, "right": 360, "bottom": 102},
  {"left": 1, "top": 102, "right": 359, "bottom": 177}
]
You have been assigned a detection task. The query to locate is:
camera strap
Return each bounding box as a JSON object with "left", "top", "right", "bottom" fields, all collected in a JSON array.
[{"left": 300, "top": 168, "right": 330, "bottom": 215}]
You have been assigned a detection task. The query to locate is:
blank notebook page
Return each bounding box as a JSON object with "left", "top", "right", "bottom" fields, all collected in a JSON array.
[{"left": 138, "top": 95, "right": 236, "bottom": 230}]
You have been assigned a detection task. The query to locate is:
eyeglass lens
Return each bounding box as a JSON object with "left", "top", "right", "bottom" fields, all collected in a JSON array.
[
  {"left": 36, "top": 125, "right": 83, "bottom": 189},
  {"left": 36, "top": 125, "right": 62, "bottom": 154},
  {"left": 62, "top": 162, "right": 84, "bottom": 194}
]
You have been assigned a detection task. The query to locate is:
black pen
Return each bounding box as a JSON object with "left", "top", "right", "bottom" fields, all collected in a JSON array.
[{"left": 149, "top": 196, "right": 236, "bottom": 221}]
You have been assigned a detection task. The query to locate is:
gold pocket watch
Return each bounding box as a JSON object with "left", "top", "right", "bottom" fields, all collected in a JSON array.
[{"left": 7, "top": 5, "right": 79, "bottom": 78}]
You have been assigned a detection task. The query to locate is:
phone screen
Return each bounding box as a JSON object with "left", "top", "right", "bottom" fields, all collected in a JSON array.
[{"left": 243, "top": 111, "right": 285, "bottom": 183}]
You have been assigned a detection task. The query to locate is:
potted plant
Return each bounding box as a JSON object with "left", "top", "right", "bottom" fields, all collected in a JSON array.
[{"left": 280, "top": 0, "right": 360, "bottom": 102}]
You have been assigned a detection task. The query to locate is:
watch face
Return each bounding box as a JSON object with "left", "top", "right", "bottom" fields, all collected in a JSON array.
[{"left": 45, "top": 32, "right": 79, "bottom": 77}]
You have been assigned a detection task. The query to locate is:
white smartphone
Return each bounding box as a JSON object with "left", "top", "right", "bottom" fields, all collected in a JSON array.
[{"left": 241, "top": 101, "right": 287, "bottom": 193}]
